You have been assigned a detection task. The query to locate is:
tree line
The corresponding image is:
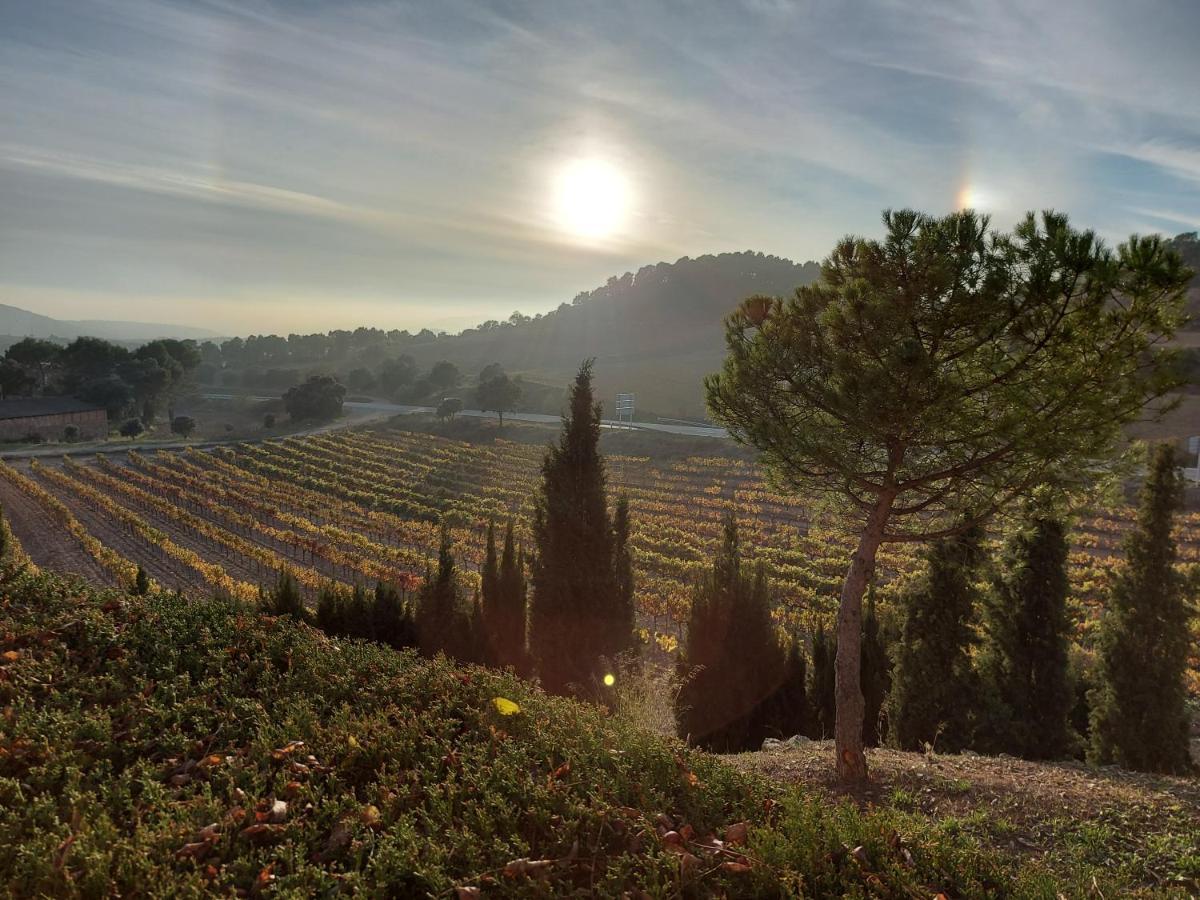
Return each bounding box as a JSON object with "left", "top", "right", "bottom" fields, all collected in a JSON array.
[{"left": 675, "top": 443, "right": 1193, "bottom": 774}]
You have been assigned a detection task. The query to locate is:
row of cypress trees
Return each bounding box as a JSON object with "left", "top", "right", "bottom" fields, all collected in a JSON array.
[{"left": 887, "top": 443, "right": 1193, "bottom": 773}]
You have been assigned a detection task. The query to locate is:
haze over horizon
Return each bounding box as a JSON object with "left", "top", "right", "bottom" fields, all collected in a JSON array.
[{"left": 3, "top": 0, "right": 1200, "bottom": 335}]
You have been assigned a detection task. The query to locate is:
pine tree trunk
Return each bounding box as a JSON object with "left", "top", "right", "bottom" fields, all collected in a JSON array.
[{"left": 834, "top": 492, "right": 894, "bottom": 782}]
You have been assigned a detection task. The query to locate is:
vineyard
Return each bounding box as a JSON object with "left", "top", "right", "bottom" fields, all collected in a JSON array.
[{"left": 2, "top": 425, "right": 1198, "bottom": 657}]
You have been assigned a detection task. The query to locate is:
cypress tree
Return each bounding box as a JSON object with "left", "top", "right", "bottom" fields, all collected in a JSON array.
[
  {"left": 345, "top": 583, "right": 372, "bottom": 639},
  {"left": 494, "top": 523, "right": 528, "bottom": 671},
  {"left": 416, "top": 525, "right": 473, "bottom": 661},
  {"left": 529, "top": 361, "right": 632, "bottom": 695},
  {"left": 0, "top": 501, "right": 7, "bottom": 560},
  {"left": 480, "top": 520, "right": 500, "bottom": 663},
  {"left": 265, "top": 569, "right": 304, "bottom": 620},
  {"left": 482, "top": 520, "right": 529, "bottom": 668},
  {"left": 809, "top": 626, "right": 836, "bottom": 739},
  {"left": 674, "top": 513, "right": 784, "bottom": 750},
  {"left": 888, "top": 525, "right": 984, "bottom": 753},
  {"left": 315, "top": 583, "right": 345, "bottom": 636},
  {"left": 372, "top": 581, "right": 415, "bottom": 649},
  {"left": 860, "top": 586, "right": 890, "bottom": 747},
  {"left": 979, "top": 509, "right": 1076, "bottom": 759},
  {"left": 131, "top": 565, "right": 150, "bottom": 596},
  {"left": 1090, "top": 444, "right": 1194, "bottom": 773},
  {"left": 611, "top": 496, "right": 636, "bottom": 655},
  {"left": 759, "top": 638, "right": 807, "bottom": 739},
  {"left": 469, "top": 591, "right": 486, "bottom": 665}
]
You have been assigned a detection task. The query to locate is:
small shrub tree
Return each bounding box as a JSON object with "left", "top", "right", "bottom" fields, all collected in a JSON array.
[
  {"left": 1089, "top": 444, "right": 1194, "bottom": 773},
  {"left": 62, "top": 424, "right": 80, "bottom": 443},
  {"left": 436, "top": 397, "right": 463, "bottom": 422},
  {"left": 264, "top": 570, "right": 304, "bottom": 620},
  {"left": 119, "top": 418, "right": 144, "bottom": 440},
  {"left": 283, "top": 375, "right": 345, "bottom": 422},
  {"left": 131, "top": 565, "right": 150, "bottom": 596},
  {"left": 170, "top": 415, "right": 196, "bottom": 439},
  {"left": 263, "top": 413, "right": 276, "bottom": 429}
]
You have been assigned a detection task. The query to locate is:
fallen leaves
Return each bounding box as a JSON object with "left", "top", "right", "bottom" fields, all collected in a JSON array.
[
  {"left": 271, "top": 740, "right": 305, "bottom": 760},
  {"left": 176, "top": 823, "right": 221, "bottom": 860}
]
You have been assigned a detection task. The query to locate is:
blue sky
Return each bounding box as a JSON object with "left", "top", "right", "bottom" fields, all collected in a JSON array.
[{"left": 2, "top": 0, "right": 1199, "bottom": 333}]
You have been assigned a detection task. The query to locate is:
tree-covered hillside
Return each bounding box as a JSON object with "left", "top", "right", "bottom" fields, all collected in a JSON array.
[{"left": 399, "top": 251, "right": 820, "bottom": 419}]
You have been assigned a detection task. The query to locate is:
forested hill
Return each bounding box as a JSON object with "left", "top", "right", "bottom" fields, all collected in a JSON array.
[{"left": 403, "top": 251, "right": 820, "bottom": 420}]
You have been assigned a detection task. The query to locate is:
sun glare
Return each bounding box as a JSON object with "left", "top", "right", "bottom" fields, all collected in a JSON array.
[{"left": 554, "top": 158, "right": 630, "bottom": 240}]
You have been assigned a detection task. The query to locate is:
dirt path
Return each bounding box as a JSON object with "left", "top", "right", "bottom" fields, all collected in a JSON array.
[{"left": 0, "top": 468, "right": 118, "bottom": 587}]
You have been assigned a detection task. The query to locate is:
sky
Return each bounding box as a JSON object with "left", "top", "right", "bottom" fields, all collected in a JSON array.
[{"left": 2, "top": 0, "right": 1200, "bottom": 335}]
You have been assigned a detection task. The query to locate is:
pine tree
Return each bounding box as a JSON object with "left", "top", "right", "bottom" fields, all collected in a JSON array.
[
  {"left": 887, "top": 526, "right": 984, "bottom": 752},
  {"left": 529, "top": 361, "right": 633, "bottom": 695},
  {"left": 1090, "top": 444, "right": 1194, "bottom": 774},
  {"left": 675, "top": 514, "right": 785, "bottom": 750},
  {"left": 860, "top": 586, "right": 890, "bottom": 747},
  {"left": 0, "top": 501, "right": 7, "bottom": 561},
  {"left": 979, "top": 508, "right": 1076, "bottom": 759},
  {"left": 809, "top": 626, "right": 836, "bottom": 739},
  {"left": 131, "top": 565, "right": 150, "bottom": 596}
]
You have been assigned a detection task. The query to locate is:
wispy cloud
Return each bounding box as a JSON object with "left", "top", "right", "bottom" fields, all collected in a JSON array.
[{"left": 1, "top": 0, "right": 1198, "bottom": 331}]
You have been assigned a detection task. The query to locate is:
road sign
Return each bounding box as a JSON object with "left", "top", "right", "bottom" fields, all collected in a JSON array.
[{"left": 615, "top": 393, "right": 635, "bottom": 425}]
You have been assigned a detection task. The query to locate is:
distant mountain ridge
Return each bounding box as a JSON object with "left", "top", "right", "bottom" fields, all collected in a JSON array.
[
  {"left": 402, "top": 251, "right": 822, "bottom": 419},
  {"left": 0, "top": 303, "right": 221, "bottom": 342}
]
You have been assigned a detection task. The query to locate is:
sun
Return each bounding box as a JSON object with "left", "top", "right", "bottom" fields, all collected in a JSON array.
[{"left": 554, "top": 158, "right": 630, "bottom": 240}]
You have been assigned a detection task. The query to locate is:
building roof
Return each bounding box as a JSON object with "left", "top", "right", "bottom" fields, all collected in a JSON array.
[{"left": 0, "top": 397, "right": 105, "bottom": 420}]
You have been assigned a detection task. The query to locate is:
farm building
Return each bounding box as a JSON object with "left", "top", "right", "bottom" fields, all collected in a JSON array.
[{"left": 0, "top": 397, "right": 107, "bottom": 442}]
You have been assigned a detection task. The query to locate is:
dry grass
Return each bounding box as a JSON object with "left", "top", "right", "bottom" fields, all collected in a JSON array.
[{"left": 731, "top": 742, "right": 1200, "bottom": 892}]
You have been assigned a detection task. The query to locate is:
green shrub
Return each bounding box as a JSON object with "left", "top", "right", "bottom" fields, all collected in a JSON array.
[{"left": 0, "top": 568, "right": 1055, "bottom": 897}]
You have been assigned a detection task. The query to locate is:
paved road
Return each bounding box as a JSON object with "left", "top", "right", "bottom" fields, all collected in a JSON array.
[
  {"left": 0, "top": 405, "right": 392, "bottom": 460},
  {"left": 203, "top": 394, "right": 730, "bottom": 439}
]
